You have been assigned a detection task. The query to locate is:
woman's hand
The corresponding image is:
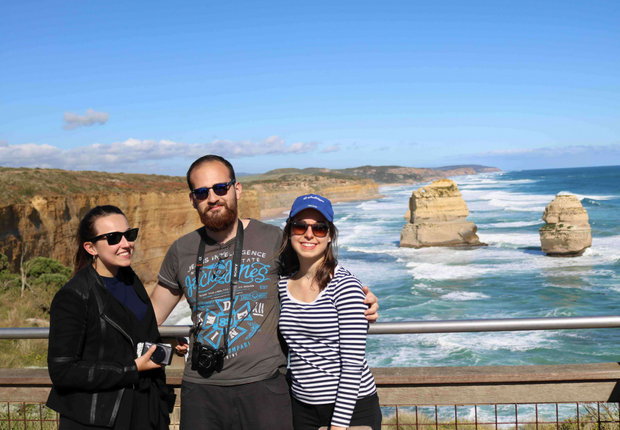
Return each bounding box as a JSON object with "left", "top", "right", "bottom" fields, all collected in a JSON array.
[
  {"left": 362, "top": 286, "right": 379, "bottom": 322},
  {"left": 330, "top": 426, "right": 347, "bottom": 430},
  {"left": 135, "top": 345, "right": 165, "bottom": 372}
]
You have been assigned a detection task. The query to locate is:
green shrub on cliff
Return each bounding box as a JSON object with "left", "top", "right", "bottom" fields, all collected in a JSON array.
[
  {"left": 0, "top": 254, "right": 71, "bottom": 368},
  {"left": 27, "top": 257, "right": 71, "bottom": 281}
]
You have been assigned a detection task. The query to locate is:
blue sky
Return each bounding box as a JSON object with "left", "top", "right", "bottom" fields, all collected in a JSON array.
[{"left": 1, "top": 0, "right": 619, "bottom": 175}]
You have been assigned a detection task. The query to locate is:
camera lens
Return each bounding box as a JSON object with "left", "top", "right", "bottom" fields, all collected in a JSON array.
[
  {"left": 198, "top": 350, "right": 215, "bottom": 370},
  {"left": 150, "top": 346, "right": 166, "bottom": 363}
]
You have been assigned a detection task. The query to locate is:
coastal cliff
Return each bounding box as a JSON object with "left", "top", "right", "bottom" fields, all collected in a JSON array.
[
  {"left": 0, "top": 168, "right": 259, "bottom": 289},
  {"left": 254, "top": 164, "right": 501, "bottom": 185},
  {"left": 0, "top": 168, "right": 376, "bottom": 288},
  {"left": 244, "top": 174, "right": 381, "bottom": 217},
  {"left": 399, "top": 179, "right": 485, "bottom": 248}
]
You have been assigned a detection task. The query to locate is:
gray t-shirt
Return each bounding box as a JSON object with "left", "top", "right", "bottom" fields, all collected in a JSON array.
[{"left": 157, "top": 219, "right": 286, "bottom": 385}]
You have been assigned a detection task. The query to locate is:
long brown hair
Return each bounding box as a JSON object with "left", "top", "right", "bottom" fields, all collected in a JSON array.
[
  {"left": 74, "top": 205, "right": 125, "bottom": 275},
  {"left": 278, "top": 218, "right": 338, "bottom": 292}
]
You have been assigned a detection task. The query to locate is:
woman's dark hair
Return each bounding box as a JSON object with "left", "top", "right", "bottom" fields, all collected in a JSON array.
[
  {"left": 74, "top": 205, "right": 125, "bottom": 275},
  {"left": 278, "top": 219, "right": 338, "bottom": 292}
]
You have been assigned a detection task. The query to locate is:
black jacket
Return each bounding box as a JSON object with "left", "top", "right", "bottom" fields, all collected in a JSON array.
[{"left": 46, "top": 265, "right": 170, "bottom": 429}]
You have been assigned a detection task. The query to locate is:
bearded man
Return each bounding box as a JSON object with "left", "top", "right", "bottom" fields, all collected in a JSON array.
[{"left": 150, "top": 155, "right": 378, "bottom": 430}]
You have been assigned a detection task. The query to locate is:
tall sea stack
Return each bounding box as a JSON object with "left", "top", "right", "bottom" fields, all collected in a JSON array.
[
  {"left": 539, "top": 194, "right": 592, "bottom": 256},
  {"left": 399, "top": 179, "right": 485, "bottom": 249}
]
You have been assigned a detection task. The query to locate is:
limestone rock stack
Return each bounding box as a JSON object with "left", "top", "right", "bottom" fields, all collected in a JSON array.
[
  {"left": 399, "top": 179, "right": 485, "bottom": 248},
  {"left": 539, "top": 195, "right": 592, "bottom": 256}
]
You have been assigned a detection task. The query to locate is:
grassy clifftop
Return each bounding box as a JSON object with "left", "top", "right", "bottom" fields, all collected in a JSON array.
[
  {"left": 0, "top": 167, "right": 188, "bottom": 205},
  {"left": 246, "top": 164, "right": 501, "bottom": 184}
]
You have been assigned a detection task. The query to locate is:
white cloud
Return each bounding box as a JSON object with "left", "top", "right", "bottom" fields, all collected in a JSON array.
[
  {"left": 0, "top": 139, "right": 8, "bottom": 147},
  {"left": 321, "top": 144, "right": 341, "bottom": 153},
  {"left": 0, "top": 136, "right": 318, "bottom": 172},
  {"left": 63, "top": 109, "right": 110, "bottom": 130}
]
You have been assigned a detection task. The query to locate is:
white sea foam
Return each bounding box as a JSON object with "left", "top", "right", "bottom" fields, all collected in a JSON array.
[
  {"left": 478, "top": 232, "right": 541, "bottom": 247},
  {"left": 413, "top": 283, "right": 446, "bottom": 294},
  {"left": 440, "top": 291, "right": 490, "bottom": 301},
  {"left": 407, "top": 262, "right": 493, "bottom": 281},
  {"left": 483, "top": 220, "right": 543, "bottom": 228},
  {"left": 368, "top": 330, "right": 558, "bottom": 367},
  {"left": 557, "top": 191, "right": 617, "bottom": 201}
]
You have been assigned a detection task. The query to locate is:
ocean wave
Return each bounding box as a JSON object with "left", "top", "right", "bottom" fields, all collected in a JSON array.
[
  {"left": 407, "top": 262, "right": 493, "bottom": 281},
  {"left": 502, "top": 205, "right": 547, "bottom": 212},
  {"left": 413, "top": 284, "right": 446, "bottom": 294},
  {"left": 482, "top": 220, "right": 543, "bottom": 228},
  {"left": 440, "top": 291, "right": 490, "bottom": 301},
  {"left": 477, "top": 232, "right": 541, "bottom": 247},
  {"left": 581, "top": 198, "right": 602, "bottom": 206},
  {"left": 557, "top": 191, "right": 617, "bottom": 201}
]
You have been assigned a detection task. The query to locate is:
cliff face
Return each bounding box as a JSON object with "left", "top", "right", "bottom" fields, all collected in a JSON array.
[
  {"left": 0, "top": 167, "right": 378, "bottom": 291},
  {"left": 244, "top": 175, "right": 380, "bottom": 214},
  {"left": 539, "top": 195, "right": 592, "bottom": 256},
  {"left": 0, "top": 190, "right": 260, "bottom": 290},
  {"left": 399, "top": 179, "right": 485, "bottom": 249}
]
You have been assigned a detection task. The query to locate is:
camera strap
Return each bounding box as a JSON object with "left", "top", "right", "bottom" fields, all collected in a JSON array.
[{"left": 193, "top": 219, "right": 245, "bottom": 352}]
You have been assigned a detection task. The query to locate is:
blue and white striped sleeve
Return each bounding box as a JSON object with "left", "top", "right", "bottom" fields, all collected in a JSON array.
[{"left": 330, "top": 271, "right": 369, "bottom": 428}]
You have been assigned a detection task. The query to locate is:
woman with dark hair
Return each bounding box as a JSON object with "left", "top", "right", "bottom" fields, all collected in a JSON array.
[
  {"left": 278, "top": 195, "right": 382, "bottom": 430},
  {"left": 46, "top": 205, "right": 172, "bottom": 430}
]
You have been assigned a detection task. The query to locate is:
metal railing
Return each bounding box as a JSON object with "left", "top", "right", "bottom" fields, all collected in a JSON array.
[
  {"left": 381, "top": 402, "right": 620, "bottom": 430},
  {"left": 2, "top": 315, "right": 620, "bottom": 339}
]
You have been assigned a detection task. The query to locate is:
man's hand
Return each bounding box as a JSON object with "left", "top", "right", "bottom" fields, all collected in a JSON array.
[
  {"left": 362, "top": 286, "right": 379, "bottom": 322},
  {"left": 150, "top": 282, "right": 183, "bottom": 326},
  {"left": 175, "top": 337, "right": 189, "bottom": 356}
]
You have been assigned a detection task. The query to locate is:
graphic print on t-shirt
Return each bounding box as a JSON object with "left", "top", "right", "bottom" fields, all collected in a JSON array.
[{"left": 184, "top": 248, "right": 272, "bottom": 351}]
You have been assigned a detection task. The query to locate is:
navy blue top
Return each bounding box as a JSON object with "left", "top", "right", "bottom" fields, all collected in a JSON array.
[{"left": 102, "top": 272, "right": 148, "bottom": 323}]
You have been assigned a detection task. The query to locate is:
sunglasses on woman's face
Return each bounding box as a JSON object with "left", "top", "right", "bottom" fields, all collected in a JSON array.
[
  {"left": 88, "top": 228, "right": 139, "bottom": 245},
  {"left": 191, "top": 179, "right": 236, "bottom": 201},
  {"left": 290, "top": 221, "right": 330, "bottom": 238}
]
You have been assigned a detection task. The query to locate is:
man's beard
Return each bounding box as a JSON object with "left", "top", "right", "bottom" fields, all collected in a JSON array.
[{"left": 199, "top": 198, "right": 238, "bottom": 232}]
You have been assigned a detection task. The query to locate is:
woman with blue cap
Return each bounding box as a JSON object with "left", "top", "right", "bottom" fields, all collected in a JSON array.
[{"left": 278, "top": 194, "right": 382, "bottom": 430}]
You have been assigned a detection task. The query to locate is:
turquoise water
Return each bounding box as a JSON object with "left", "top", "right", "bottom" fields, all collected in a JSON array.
[{"left": 267, "top": 165, "right": 620, "bottom": 367}]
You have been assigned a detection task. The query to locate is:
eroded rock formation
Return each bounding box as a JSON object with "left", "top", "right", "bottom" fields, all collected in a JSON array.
[
  {"left": 539, "top": 194, "right": 592, "bottom": 256},
  {"left": 399, "top": 179, "right": 484, "bottom": 248}
]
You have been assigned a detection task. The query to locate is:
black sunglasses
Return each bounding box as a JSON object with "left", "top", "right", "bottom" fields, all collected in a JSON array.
[
  {"left": 88, "top": 228, "right": 139, "bottom": 245},
  {"left": 191, "top": 179, "right": 236, "bottom": 201},
  {"left": 290, "top": 221, "right": 330, "bottom": 238}
]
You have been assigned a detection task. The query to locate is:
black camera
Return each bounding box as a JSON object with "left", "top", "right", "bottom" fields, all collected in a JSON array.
[
  {"left": 191, "top": 342, "right": 226, "bottom": 374},
  {"left": 136, "top": 342, "right": 173, "bottom": 366}
]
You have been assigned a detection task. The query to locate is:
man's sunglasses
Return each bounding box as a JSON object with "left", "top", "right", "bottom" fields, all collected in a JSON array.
[
  {"left": 290, "top": 221, "right": 330, "bottom": 238},
  {"left": 191, "top": 179, "right": 236, "bottom": 201},
  {"left": 88, "top": 228, "right": 139, "bottom": 245}
]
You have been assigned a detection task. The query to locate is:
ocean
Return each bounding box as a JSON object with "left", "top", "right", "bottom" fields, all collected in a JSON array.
[{"left": 168, "top": 165, "right": 620, "bottom": 368}]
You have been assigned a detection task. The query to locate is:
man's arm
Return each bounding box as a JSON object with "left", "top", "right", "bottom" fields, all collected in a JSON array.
[
  {"left": 362, "top": 286, "right": 379, "bottom": 322},
  {"left": 150, "top": 282, "right": 183, "bottom": 326}
]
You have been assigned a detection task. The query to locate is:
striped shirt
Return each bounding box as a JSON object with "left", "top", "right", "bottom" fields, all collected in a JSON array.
[{"left": 278, "top": 266, "right": 377, "bottom": 428}]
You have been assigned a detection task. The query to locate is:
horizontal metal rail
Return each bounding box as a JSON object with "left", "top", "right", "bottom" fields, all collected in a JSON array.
[{"left": 2, "top": 315, "right": 620, "bottom": 339}]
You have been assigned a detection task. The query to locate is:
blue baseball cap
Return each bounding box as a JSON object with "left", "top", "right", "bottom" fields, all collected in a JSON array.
[{"left": 288, "top": 194, "right": 334, "bottom": 222}]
